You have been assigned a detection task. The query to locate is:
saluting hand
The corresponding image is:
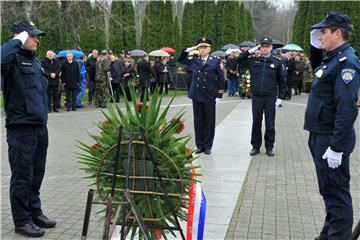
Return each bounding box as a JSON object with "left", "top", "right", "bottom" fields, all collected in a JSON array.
[
  {"left": 13, "top": 31, "right": 29, "bottom": 45},
  {"left": 248, "top": 44, "right": 260, "bottom": 54},
  {"left": 310, "top": 29, "right": 324, "bottom": 49},
  {"left": 185, "top": 46, "right": 198, "bottom": 53}
]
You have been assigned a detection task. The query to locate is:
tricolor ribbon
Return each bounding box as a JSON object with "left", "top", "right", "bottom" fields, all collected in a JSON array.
[{"left": 186, "top": 169, "right": 206, "bottom": 240}]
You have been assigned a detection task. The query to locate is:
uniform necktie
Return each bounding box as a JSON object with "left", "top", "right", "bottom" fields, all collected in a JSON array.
[{"left": 202, "top": 58, "right": 206, "bottom": 66}]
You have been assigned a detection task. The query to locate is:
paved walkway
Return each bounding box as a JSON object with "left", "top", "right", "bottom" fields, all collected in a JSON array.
[{"left": 1, "top": 94, "right": 359, "bottom": 240}]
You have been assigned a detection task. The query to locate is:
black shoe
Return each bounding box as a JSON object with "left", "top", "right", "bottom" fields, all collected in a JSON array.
[
  {"left": 15, "top": 222, "right": 45, "bottom": 237},
  {"left": 250, "top": 148, "right": 260, "bottom": 156},
  {"left": 195, "top": 149, "right": 204, "bottom": 154},
  {"left": 53, "top": 108, "right": 59, "bottom": 112},
  {"left": 33, "top": 215, "right": 56, "bottom": 228},
  {"left": 48, "top": 109, "right": 52, "bottom": 113},
  {"left": 204, "top": 149, "right": 211, "bottom": 155},
  {"left": 266, "top": 149, "right": 275, "bottom": 156},
  {"left": 72, "top": 107, "right": 77, "bottom": 111}
]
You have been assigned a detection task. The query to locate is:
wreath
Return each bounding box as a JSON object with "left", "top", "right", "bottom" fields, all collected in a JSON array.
[{"left": 77, "top": 86, "right": 200, "bottom": 239}]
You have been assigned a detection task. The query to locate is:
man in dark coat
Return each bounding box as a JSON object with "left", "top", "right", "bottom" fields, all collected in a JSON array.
[
  {"left": 292, "top": 55, "right": 305, "bottom": 95},
  {"left": 41, "top": 50, "right": 61, "bottom": 112},
  {"left": 1, "top": 20, "right": 56, "bottom": 238},
  {"left": 109, "top": 55, "right": 123, "bottom": 103},
  {"left": 155, "top": 57, "right": 171, "bottom": 94},
  {"left": 178, "top": 37, "right": 225, "bottom": 155},
  {"left": 85, "top": 49, "right": 98, "bottom": 104},
  {"left": 137, "top": 54, "right": 153, "bottom": 101},
  {"left": 61, "top": 52, "right": 81, "bottom": 111},
  {"left": 121, "top": 58, "right": 136, "bottom": 101}
]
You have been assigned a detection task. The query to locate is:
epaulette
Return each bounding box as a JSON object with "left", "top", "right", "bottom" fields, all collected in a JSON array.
[{"left": 339, "top": 56, "right": 347, "bottom": 62}]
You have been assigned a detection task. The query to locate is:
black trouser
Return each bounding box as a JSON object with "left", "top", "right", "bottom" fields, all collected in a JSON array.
[
  {"left": 294, "top": 82, "right": 303, "bottom": 95},
  {"left": 47, "top": 85, "right": 59, "bottom": 110},
  {"left": 251, "top": 95, "right": 276, "bottom": 150},
  {"left": 140, "top": 87, "right": 149, "bottom": 102},
  {"left": 111, "top": 82, "right": 120, "bottom": 102},
  {"left": 192, "top": 100, "right": 216, "bottom": 151},
  {"left": 286, "top": 80, "right": 293, "bottom": 100},
  {"left": 157, "top": 82, "right": 168, "bottom": 94},
  {"left": 308, "top": 129, "right": 355, "bottom": 240},
  {"left": 88, "top": 80, "right": 96, "bottom": 103},
  {"left": 6, "top": 125, "right": 48, "bottom": 226},
  {"left": 65, "top": 87, "right": 77, "bottom": 109}
]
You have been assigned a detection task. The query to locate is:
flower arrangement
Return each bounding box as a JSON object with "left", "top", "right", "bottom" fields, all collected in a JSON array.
[
  {"left": 77, "top": 86, "right": 200, "bottom": 239},
  {"left": 240, "top": 69, "right": 251, "bottom": 98}
]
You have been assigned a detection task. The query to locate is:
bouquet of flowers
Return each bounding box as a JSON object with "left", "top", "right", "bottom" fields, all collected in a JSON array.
[
  {"left": 77, "top": 86, "right": 200, "bottom": 239},
  {"left": 240, "top": 69, "right": 251, "bottom": 98}
]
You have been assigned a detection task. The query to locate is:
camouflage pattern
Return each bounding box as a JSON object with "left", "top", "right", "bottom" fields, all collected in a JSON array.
[{"left": 95, "top": 55, "right": 111, "bottom": 108}]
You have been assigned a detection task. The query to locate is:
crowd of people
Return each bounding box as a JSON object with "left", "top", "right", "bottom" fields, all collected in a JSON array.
[{"left": 40, "top": 49, "right": 179, "bottom": 112}]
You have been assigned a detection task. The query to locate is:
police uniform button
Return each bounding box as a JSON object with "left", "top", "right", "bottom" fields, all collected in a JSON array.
[
  {"left": 198, "top": 71, "right": 201, "bottom": 73},
  {"left": 196, "top": 84, "right": 199, "bottom": 87},
  {"left": 203, "top": 80, "right": 206, "bottom": 82},
  {"left": 203, "top": 86, "right": 205, "bottom": 89},
  {"left": 197, "top": 77, "right": 200, "bottom": 80}
]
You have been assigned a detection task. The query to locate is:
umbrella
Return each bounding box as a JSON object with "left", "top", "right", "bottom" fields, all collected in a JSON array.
[
  {"left": 239, "top": 41, "right": 256, "bottom": 48},
  {"left": 160, "top": 47, "right": 176, "bottom": 54},
  {"left": 57, "top": 50, "right": 85, "bottom": 58},
  {"left": 149, "top": 50, "right": 170, "bottom": 57},
  {"left": 221, "top": 44, "right": 239, "bottom": 51},
  {"left": 282, "top": 43, "right": 303, "bottom": 51},
  {"left": 225, "top": 48, "right": 241, "bottom": 55},
  {"left": 211, "top": 50, "right": 226, "bottom": 58},
  {"left": 130, "top": 49, "right": 147, "bottom": 57},
  {"left": 271, "top": 39, "right": 284, "bottom": 49}
]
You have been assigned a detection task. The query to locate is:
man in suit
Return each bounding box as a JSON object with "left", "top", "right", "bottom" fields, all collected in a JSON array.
[{"left": 178, "top": 38, "right": 225, "bottom": 155}]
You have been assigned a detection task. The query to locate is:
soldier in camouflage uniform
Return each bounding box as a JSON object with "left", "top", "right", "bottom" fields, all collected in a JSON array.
[{"left": 95, "top": 50, "right": 111, "bottom": 108}]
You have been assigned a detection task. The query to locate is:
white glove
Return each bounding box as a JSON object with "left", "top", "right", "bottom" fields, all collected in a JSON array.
[
  {"left": 248, "top": 44, "right": 260, "bottom": 54},
  {"left": 215, "top": 98, "right": 220, "bottom": 104},
  {"left": 275, "top": 99, "right": 282, "bottom": 108},
  {"left": 322, "top": 147, "right": 343, "bottom": 169},
  {"left": 185, "top": 46, "right": 198, "bottom": 53},
  {"left": 13, "top": 31, "right": 29, "bottom": 45},
  {"left": 310, "top": 29, "right": 324, "bottom": 49}
]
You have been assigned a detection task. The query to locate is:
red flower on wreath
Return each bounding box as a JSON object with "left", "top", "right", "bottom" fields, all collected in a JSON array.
[
  {"left": 242, "top": 79, "right": 246, "bottom": 83},
  {"left": 171, "top": 118, "right": 185, "bottom": 133},
  {"left": 186, "top": 148, "right": 193, "bottom": 160},
  {"left": 136, "top": 103, "right": 148, "bottom": 112},
  {"left": 91, "top": 143, "right": 101, "bottom": 149},
  {"left": 102, "top": 119, "right": 111, "bottom": 127}
]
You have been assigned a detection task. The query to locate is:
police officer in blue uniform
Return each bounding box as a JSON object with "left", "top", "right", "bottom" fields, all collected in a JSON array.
[
  {"left": 178, "top": 38, "right": 225, "bottom": 155},
  {"left": 305, "top": 12, "right": 360, "bottom": 240},
  {"left": 1, "top": 21, "right": 56, "bottom": 237},
  {"left": 237, "top": 38, "right": 286, "bottom": 157}
]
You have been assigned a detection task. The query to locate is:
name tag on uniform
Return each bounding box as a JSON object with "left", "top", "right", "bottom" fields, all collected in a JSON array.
[
  {"left": 21, "top": 62, "right": 32, "bottom": 66},
  {"left": 341, "top": 68, "right": 356, "bottom": 84},
  {"left": 315, "top": 69, "right": 323, "bottom": 78},
  {"left": 270, "top": 64, "right": 275, "bottom": 69}
]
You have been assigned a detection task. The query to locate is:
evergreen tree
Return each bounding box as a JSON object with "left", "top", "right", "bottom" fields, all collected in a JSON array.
[
  {"left": 173, "top": 16, "right": 181, "bottom": 53},
  {"left": 161, "top": 0, "right": 174, "bottom": 47},
  {"left": 202, "top": 1, "right": 217, "bottom": 46},
  {"left": 292, "top": 1, "right": 309, "bottom": 47},
  {"left": 181, "top": 2, "right": 194, "bottom": 49},
  {"left": 141, "top": 0, "right": 164, "bottom": 51},
  {"left": 1, "top": 1, "right": 28, "bottom": 44}
]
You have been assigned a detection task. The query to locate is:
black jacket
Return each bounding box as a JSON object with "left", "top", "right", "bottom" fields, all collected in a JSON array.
[
  {"left": 41, "top": 57, "right": 61, "bottom": 86},
  {"left": 110, "top": 60, "right": 123, "bottom": 84},
  {"left": 61, "top": 60, "right": 81, "bottom": 88},
  {"left": 85, "top": 56, "right": 97, "bottom": 83},
  {"left": 225, "top": 57, "right": 238, "bottom": 79},
  {"left": 304, "top": 43, "right": 360, "bottom": 152},
  {"left": 1, "top": 39, "right": 48, "bottom": 127},
  {"left": 121, "top": 64, "right": 135, "bottom": 88},
  {"left": 155, "top": 62, "right": 170, "bottom": 83},
  {"left": 137, "top": 59, "right": 153, "bottom": 87},
  {"left": 237, "top": 51, "right": 286, "bottom": 99}
]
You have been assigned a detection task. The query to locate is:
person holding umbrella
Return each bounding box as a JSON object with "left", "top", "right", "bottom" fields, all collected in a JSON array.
[{"left": 178, "top": 37, "right": 225, "bottom": 155}]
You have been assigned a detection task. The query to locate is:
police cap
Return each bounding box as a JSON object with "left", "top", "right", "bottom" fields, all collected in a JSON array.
[
  {"left": 11, "top": 20, "right": 45, "bottom": 36},
  {"left": 197, "top": 37, "right": 212, "bottom": 47},
  {"left": 311, "top": 12, "right": 352, "bottom": 31},
  {"left": 260, "top": 37, "right": 272, "bottom": 45}
]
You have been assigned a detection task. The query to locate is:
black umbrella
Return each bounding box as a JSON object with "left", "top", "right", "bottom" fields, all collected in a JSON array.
[
  {"left": 239, "top": 41, "right": 256, "bottom": 48},
  {"left": 221, "top": 44, "right": 239, "bottom": 51},
  {"left": 271, "top": 39, "right": 284, "bottom": 49}
]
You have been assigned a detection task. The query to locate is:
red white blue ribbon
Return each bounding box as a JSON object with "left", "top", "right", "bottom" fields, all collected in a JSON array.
[{"left": 186, "top": 169, "right": 206, "bottom": 240}]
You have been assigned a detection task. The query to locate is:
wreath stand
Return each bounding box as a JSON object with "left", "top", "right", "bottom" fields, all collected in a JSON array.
[{"left": 80, "top": 125, "right": 186, "bottom": 240}]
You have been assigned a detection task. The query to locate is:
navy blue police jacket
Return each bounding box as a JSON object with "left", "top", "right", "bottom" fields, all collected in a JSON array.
[
  {"left": 237, "top": 51, "right": 286, "bottom": 99},
  {"left": 304, "top": 43, "right": 359, "bottom": 152},
  {"left": 1, "top": 39, "right": 48, "bottom": 127},
  {"left": 178, "top": 50, "right": 225, "bottom": 102}
]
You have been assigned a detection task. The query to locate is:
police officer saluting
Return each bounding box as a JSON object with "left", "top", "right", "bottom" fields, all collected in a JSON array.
[
  {"left": 305, "top": 12, "right": 359, "bottom": 240},
  {"left": 1, "top": 21, "right": 56, "bottom": 237},
  {"left": 237, "top": 37, "right": 286, "bottom": 157},
  {"left": 178, "top": 38, "right": 225, "bottom": 154}
]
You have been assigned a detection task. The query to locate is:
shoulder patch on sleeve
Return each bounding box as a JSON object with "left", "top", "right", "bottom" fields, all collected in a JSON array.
[{"left": 341, "top": 68, "right": 356, "bottom": 84}]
